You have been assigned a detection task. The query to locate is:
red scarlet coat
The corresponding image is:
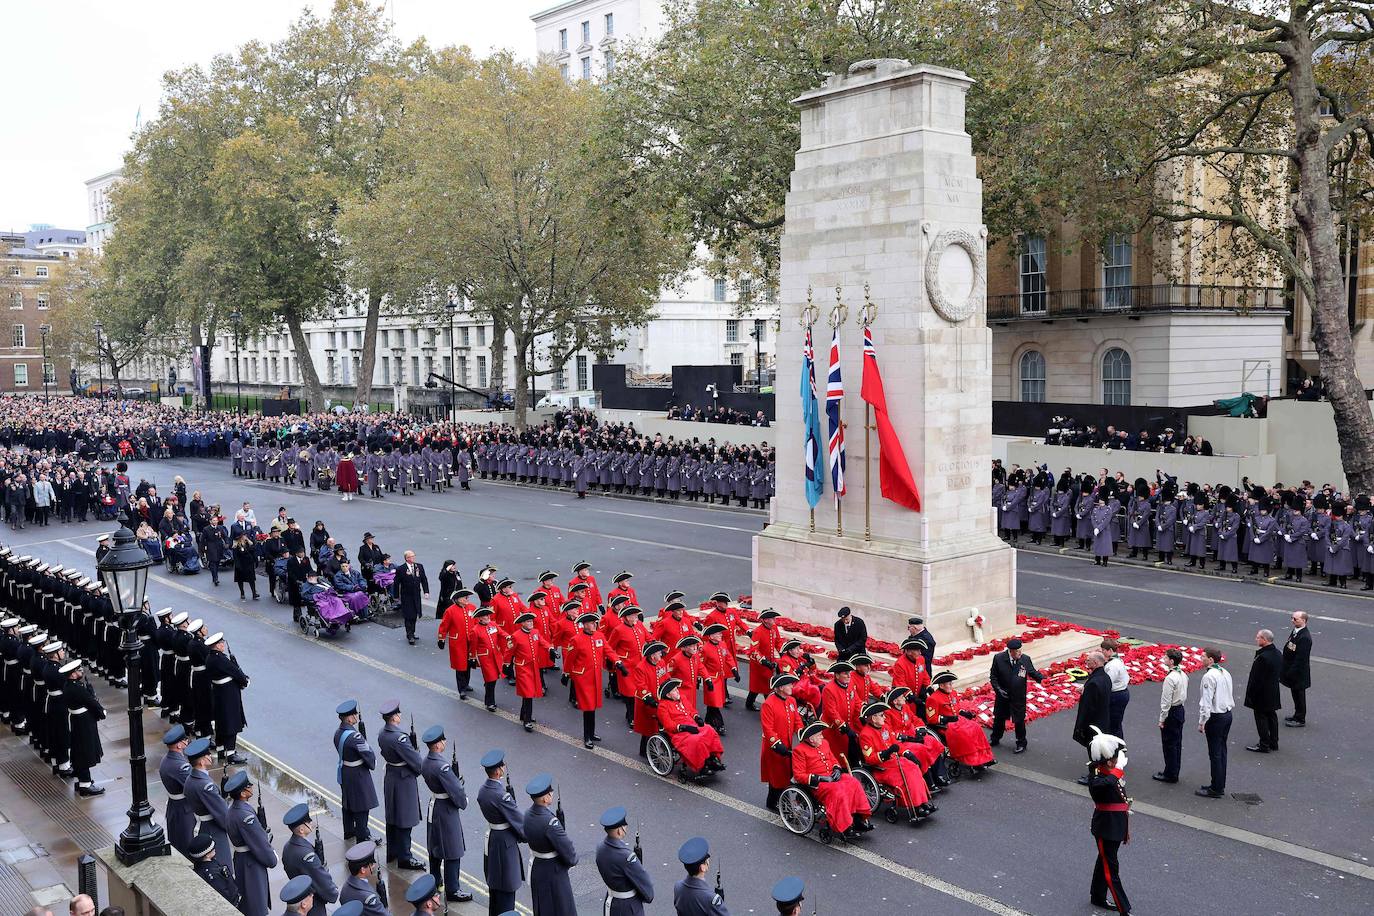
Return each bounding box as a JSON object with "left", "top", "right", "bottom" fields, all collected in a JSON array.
[
  {"left": 528, "top": 603, "right": 556, "bottom": 666},
  {"left": 703, "top": 606, "right": 743, "bottom": 655},
  {"left": 506, "top": 628, "right": 546, "bottom": 699},
  {"left": 633, "top": 659, "right": 671, "bottom": 737},
  {"left": 335, "top": 458, "right": 359, "bottom": 493},
  {"left": 469, "top": 620, "right": 506, "bottom": 683},
  {"left": 668, "top": 649, "right": 704, "bottom": 715},
  {"left": 759, "top": 693, "right": 804, "bottom": 789},
  {"left": 567, "top": 630, "right": 620, "bottom": 711},
  {"left": 550, "top": 614, "right": 578, "bottom": 673},
  {"left": 776, "top": 654, "right": 822, "bottom": 712},
  {"left": 925, "top": 688, "right": 994, "bottom": 766},
  {"left": 651, "top": 613, "right": 696, "bottom": 650},
  {"left": 700, "top": 638, "right": 736, "bottom": 710},
  {"left": 748, "top": 623, "right": 782, "bottom": 694},
  {"left": 541, "top": 583, "right": 566, "bottom": 613},
  {"left": 608, "top": 583, "right": 638, "bottom": 610},
  {"left": 792, "top": 740, "right": 871, "bottom": 833},
  {"left": 891, "top": 654, "right": 931, "bottom": 697},
  {"left": 569, "top": 572, "right": 602, "bottom": 609},
  {"left": 490, "top": 592, "right": 527, "bottom": 634},
  {"left": 859, "top": 723, "right": 929, "bottom": 808},
  {"left": 437, "top": 602, "right": 473, "bottom": 671},
  {"left": 608, "top": 621, "right": 650, "bottom": 699},
  {"left": 890, "top": 701, "right": 945, "bottom": 772},
  {"left": 852, "top": 671, "right": 884, "bottom": 701},
  {"left": 820, "top": 679, "right": 863, "bottom": 764},
  {"left": 657, "top": 698, "right": 723, "bottom": 772}
]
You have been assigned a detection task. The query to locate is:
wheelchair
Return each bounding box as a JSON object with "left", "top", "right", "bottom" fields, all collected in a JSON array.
[
  {"left": 645, "top": 730, "right": 719, "bottom": 783},
  {"left": 778, "top": 769, "right": 882, "bottom": 842},
  {"left": 368, "top": 589, "right": 398, "bottom": 617},
  {"left": 271, "top": 576, "right": 290, "bottom": 605}
]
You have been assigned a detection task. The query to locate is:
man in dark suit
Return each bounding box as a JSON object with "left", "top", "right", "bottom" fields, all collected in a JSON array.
[
  {"left": 396, "top": 550, "right": 430, "bottom": 646},
  {"left": 1281, "top": 611, "right": 1312, "bottom": 727},
  {"left": 1245, "top": 629, "right": 1283, "bottom": 752},
  {"left": 905, "top": 616, "right": 937, "bottom": 672},
  {"left": 1073, "top": 651, "right": 1112, "bottom": 785},
  {"left": 989, "top": 638, "right": 1044, "bottom": 753},
  {"left": 832, "top": 607, "right": 867, "bottom": 662}
]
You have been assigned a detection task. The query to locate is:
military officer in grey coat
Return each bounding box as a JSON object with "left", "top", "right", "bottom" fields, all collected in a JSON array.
[
  {"left": 159, "top": 724, "right": 196, "bottom": 857},
  {"left": 378, "top": 700, "right": 427, "bottom": 869},
  {"left": 596, "top": 806, "right": 654, "bottom": 916},
  {"left": 420, "top": 725, "right": 472, "bottom": 903},
  {"left": 281, "top": 803, "right": 338, "bottom": 916},
  {"left": 334, "top": 699, "right": 379, "bottom": 844},
  {"left": 524, "top": 773, "right": 577, "bottom": 915},
  {"left": 339, "top": 841, "right": 389, "bottom": 915},
  {"left": 673, "top": 836, "right": 728, "bottom": 915},
  {"left": 225, "top": 770, "right": 277, "bottom": 916},
  {"left": 186, "top": 737, "right": 234, "bottom": 879},
  {"left": 477, "top": 749, "right": 526, "bottom": 916}
]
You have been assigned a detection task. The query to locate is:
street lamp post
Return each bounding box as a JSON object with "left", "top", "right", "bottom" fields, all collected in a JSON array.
[
  {"left": 447, "top": 297, "right": 458, "bottom": 423},
  {"left": 99, "top": 524, "right": 168, "bottom": 866},
  {"left": 93, "top": 321, "right": 104, "bottom": 398},
  {"left": 750, "top": 319, "right": 763, "bottom": 387},
  {"left": 39, "top": 324, "right": 51, "bottom": 404},
  {"left": 230, "top": 309, "right": 243, "bottom": 414}
]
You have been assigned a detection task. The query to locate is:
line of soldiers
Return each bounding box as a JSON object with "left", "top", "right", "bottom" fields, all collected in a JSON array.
[
  {"left": 231, "top": 437, "right": 467, "bottom": 497},
  {"left": 996, "top": 467, "right": 1374, "bottom": 588}
]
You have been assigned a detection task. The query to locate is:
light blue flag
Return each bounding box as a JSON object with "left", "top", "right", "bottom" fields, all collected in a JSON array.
[{"left": 802, "top": 327, "right": 824, "bottom": 508}]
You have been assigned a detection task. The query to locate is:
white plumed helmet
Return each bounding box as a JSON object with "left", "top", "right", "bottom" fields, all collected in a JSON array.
[{"left": 1088, "top": 726, "right": 1127, "bottom": 764}]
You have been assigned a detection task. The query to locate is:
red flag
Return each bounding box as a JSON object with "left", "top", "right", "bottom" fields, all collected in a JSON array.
[{"left": 860, "top": 327, "right": 922, "bottom": 511}]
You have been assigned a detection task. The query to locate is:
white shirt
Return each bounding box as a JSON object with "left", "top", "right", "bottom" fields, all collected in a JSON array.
[
  {"left": 1104, "top": 656, "right": 1130, "bottom": 692},
  {"left": 1197, "top": 665, "right": 1235, "bottom": 725},
  {"left": 1158, "top": 666, "right": 1188, "bottom": 724}
]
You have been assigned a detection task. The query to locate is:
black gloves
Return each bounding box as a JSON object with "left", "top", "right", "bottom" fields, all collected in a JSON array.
[
  {"left": 763, "top": 659, "right": 779, "bottom": 671},
  {"left": 694, "top": 715, "right": 705, "bottom": 726},
  {"left": 772, "top": 744, "right": 792, "bottom": 757},
  {"left": 940, "top": 715, "right": 957, "bottom": 726},
  {"left": 902, "top": 750, "right": 919, "bottom": 764},
  {"left": 879, "top": 747, "right": 897, "bottom": 761},
  {"left": 616, "top": 662, "right": 629, "bottom": 676},
  {"left": 679, "top": 724, "right": 699, "bottom": 734},
  {"left": 959, "top": 710, "right": 975, "bottom": 720},
  {"left": 897, "top": 734, "right": 913, "bottom": 743},
  {"left": 843, "top": 726, "right": 859, "bottom": 740},
  {"left": 437, "top": 639, "right": 445, "bottom": 649},
  {"left": 732, "top": 670, "right": 741, "bottom": 682},
  {"left": 560, "top": 674, "right": 570, "bottom": 686}
]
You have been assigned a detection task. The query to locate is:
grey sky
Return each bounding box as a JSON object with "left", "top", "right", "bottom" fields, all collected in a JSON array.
[{"left": 0, "top": 0, "right": 541, "bottom": 233}]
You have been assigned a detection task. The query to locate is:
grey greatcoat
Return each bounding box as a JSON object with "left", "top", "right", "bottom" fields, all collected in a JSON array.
[
  {"left": 379, "top": 723, "right": 423, "bottom": 830},
  {"left": 1216, "top": 510, "right": 1242, "bottom": 563},
  {"left": 422, "top": 750, "right": 468, "bottom": 861},
  {"left": 477, "top": 777, "right": 527, "bottom": 894},
  {"left": 525, "top": 802, "right": 578, "bottom": 916},
  {"left": 1126, "top": 496, "right": 1152, "bottom": 549},
  {"left": 282, "top": 832, "right": 338, "bottom": 916},
  {"left": 159, "top": 748, "right": 196, "bottom": 856},
  {"left": 1249, "top": 513, "right": 1278, "bottom": 565},
  {"left": 339, "top": 874, "right": 388, "bottom": 915},
  {"left": 334, "top": 724, "right": 380, "bottom": 813},
  {"left": 228, "top": 798, "right": 277, "bottom": 916},
  {"left": 188, "top": 767, "right": 234, "bottom": 877},
  {"left": 1282, "top": 513, "right": 1311, "bottom": 569},
  {"left": 673, "top": 876, "right": 730, "bottom": 915},
  {"left": 1185, "top": 508, "right": 1212, "bottom": 557},
  {"left": 596, "top": 835, "right": 655, "bottom": 916},
  {"left": 1090, "top": 504, "right": 1116, "bottom": 557},
  {"left": 1154, "top": 500, "right": 1178, "bottom": 553}
]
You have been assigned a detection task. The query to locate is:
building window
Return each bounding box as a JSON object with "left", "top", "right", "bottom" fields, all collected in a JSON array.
[
  {"left": 36, "top": 294, "right": 48, "bottom": 310},
  {"left": 382, "top": 357, "right": 391, "bottom": 385},
  {"left": 605, "top": 12, "right": 614, "bottom": 35},
  {"left": 477, "top": 326, "right": 486, "bottom": 346},
  {"left": 553, "top": 364, "right": 566, "bottom": 390},
  {"left": 9, "top": 292, "right": 21, "bottom": 309},
  {"left": 580, "top": 20, "right": 590, "bottom": 44},
  {"left": 559, "top": 63, "right": 569, "bottom": 80},
  {"left": 412, "top": 355, "right": 421, "bottom": 384},
  {"left": 460, "top": 326, "right": 470, "bottom": 347},
  {"left": 443, "top": 355, "right": 452, "bottom": 379},
  {"left": 1019, "top": 235, "right": 1047, "bottom": 313},
  {"left": 477, "top": 355, "right": 488, "bottom": 387},
  {"left": 713, "top": 278, "right": 727, "bottom": 302},
  {"left": 1103, "top": 233, "right": 1133, "bottom": 309},
  {"left": 43, "top": 362, "right": 54, "bottom": 385},
  {"left": 6, "top": 266, "right": 18, "bottom": 277},
  {"left": 1102, "top": 348, "right": 1132, "bottom": 405},
  {"left": 604, "top": 49, "right": 616, "bottom": 75},
  {"left": 12, "top": 324, "right": 24, "bottom": 348},
  {"left": 576, "top": 354, "right": 588, "bottom": 389},
  {"left": 729, "top": 352, "right": 743, "bottom": 366},
  {"left": 35, "top": 266, "right": 48, "bottom": 278},
  {"left": 751, "top": 320, "right": 766, "bottom": 343},
  {"left": 1018, "top": 350, "right": 1046, "bottom": 402},
  {"left": 581, "top": 57, "right": 591, "bottom": 80},
  {"left": 458, "top": 355, "right": 468, "bottom": 384},
  {"left": 13, "top": 364, "right": 27, "bottom": 387},
  {"left": 558, "top": 28, "right": 567, "bottom": 51},
  {"left": 725, "top": 319, "right": 740, "bottom": 342}
]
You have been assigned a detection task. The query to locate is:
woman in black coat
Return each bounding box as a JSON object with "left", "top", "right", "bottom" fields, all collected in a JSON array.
[
  {"left": 309, "top": 520, "right": 330, "bottom": 556},
  {"left": 435, "top": 560, "right": 462, "bottom": 618},
  {"left": 232, "top": 534, "right": 259, "bottom": 600}
]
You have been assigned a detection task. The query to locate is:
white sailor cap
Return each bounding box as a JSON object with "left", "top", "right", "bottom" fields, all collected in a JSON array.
[
  {"left": 0, "top": 617, "right": 19, "bottom": 628},
  {"left": 58, "top": 659, "right": 82, "bottom": 675},
  {"left": 155, "top": 608, "right": 173, "bottom": 619},
  {"left": 188, "top": 619, "right": 204, "bottom": 632},
  {"left": 205, "top": 632, "right": 225, "bottom": 646},
  {"left": 27, "top": 633, "right": 48, "bottom": 645},
  {"left": 170, "top": 612, "right": 189, "bottom": 626},
  {"left": 42, "top": 641, "right": 64, "bottom": 654}
]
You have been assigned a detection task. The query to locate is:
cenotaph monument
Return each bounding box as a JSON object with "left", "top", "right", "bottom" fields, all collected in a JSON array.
[{"left": 752, "top": 59, "right": 1017, "bottom": 649}]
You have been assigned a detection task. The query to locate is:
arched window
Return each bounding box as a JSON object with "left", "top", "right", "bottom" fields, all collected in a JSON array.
[
  {"left": 1102, "top": 348, "right": 1131, "bottom": 405},
  {"left": 1019, "top": 350, "right": 1046, "bottom": 402}
]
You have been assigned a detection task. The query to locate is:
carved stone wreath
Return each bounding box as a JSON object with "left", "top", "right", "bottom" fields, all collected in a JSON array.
[{"left": 924, "top": 228, "right": 986, "bottom": 324}]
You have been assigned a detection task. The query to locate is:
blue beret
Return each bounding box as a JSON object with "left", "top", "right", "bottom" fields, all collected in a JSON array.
[
  {"left": 404, "top": 873, "right": 438, "bottom": 904},
  {"left": 280, "top": 874, "right": 314, "bottom": 904},
  {"left": 678, "top": 836, "right": 710, "bottom": 867},
  {"left": 336, "top": 699, "right": 358, "bottom": 717},
  {"left": 162, "top": 724, "right": 187, "bottom": 746},
  {"left": 600, "top": 806, "right": 628, "bottom": 830},
  {"left": 772, "top": 876, "right": 805, "bottom": 906},
  {"left": 525, "top": 773, "right": 553, "bottom": 797},
  {"left": 421, "top": 725, "right": 445, "bottom": 745},
  {"left": 345, "top": 840, "right": 377, "bottom": 866},
  {"left": 480, "top": 748, "right": 505, "bottom": 769},
  {"left": 283, "top": 802, "right": 311, "bottom": 829},
  {"left": 224, "top": 771, "right": 252, "bottom": 795},
  {"left": 185, "top": 737, "right": 213, "bottom": 760},
  {"left": 334, "top": 902, "right": 363, "bottom": 916}
]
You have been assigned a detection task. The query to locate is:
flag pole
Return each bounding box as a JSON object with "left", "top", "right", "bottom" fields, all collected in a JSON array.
[
  {"left": 801, "top": 287, "right": 820, "bottom": 534},
  {"left": 859, "top": 283, "right": 877, "bottom": 542}
]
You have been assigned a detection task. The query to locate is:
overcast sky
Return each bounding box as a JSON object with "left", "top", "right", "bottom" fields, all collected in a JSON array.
[{"left": 0, "top": 0, "right": 541, "bottom": 233}]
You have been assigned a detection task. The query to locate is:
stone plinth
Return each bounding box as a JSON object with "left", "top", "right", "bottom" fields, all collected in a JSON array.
[{"left": 752, "top": 59, "right": 1016, "bottom": 648}]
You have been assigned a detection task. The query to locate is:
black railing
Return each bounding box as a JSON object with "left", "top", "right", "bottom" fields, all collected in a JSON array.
[{"left": 988, "top": 284, "right": 1287, "bottom": 322}]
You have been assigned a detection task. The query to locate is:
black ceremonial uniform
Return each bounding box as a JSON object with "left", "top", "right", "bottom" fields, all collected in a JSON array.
[
  {"left": 194, "top": 854, "right": 242, "bottom": 906},
  {"left": 1088, "top": 766, "right": 1132, "bottom": 915}
]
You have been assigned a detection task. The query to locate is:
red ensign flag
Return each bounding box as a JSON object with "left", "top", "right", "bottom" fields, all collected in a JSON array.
[{"left": 860, "top": 326, "right": 922, "bottom": 511}]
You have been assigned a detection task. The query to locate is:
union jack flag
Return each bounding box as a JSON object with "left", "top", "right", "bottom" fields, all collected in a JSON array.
[{"left": 826, "top": 326, "right": 847, "bottom": 500}]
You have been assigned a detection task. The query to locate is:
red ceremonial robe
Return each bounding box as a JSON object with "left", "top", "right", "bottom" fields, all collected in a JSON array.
[{"left": 759, "top": 693, "right": 804, "bottom": 789}]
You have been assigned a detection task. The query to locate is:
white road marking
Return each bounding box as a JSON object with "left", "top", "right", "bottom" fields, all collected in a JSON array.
[{"left": 588, "top": 506, "right": 759, "bottom": 533}]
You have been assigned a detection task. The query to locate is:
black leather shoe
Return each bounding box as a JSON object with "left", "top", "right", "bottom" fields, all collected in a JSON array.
[
  {"left": 1151, "top": 773, "right": 1177, "bottom": 783},
  {"left": 397, "top": 858, "right": 425, "bottom": 870},
  {"left": 226, "top": 753, "right": 249, "bottom": 765},
  {"left": 1284, "top": 719, "right": 1305, "bottom": 727},
  {"left": 1013, "top": 744, "right": 1027, "bottom": 754},
  {"left": 1091, "top": 900, "right": 1119, "bottom": 912},
  {"left": 1245, "top": 744, "right": 1269, "bottom": 753},
  {"left": 1076, "top": 775, "right": 1091, "bottom": 786},
  {"left": 447, "top": 891, "right": 473, "bottom": 903},
  {"left": 76, "top": 784, "right": 105, "bottom": 797},
  {"left": 1195, "top": 787, "right": 1223, "bottom": 798}
]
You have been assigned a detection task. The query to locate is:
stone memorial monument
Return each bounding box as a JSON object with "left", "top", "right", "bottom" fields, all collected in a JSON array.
[{"left": 752, "top": 59, "right": 1017, "bottom": 648}]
